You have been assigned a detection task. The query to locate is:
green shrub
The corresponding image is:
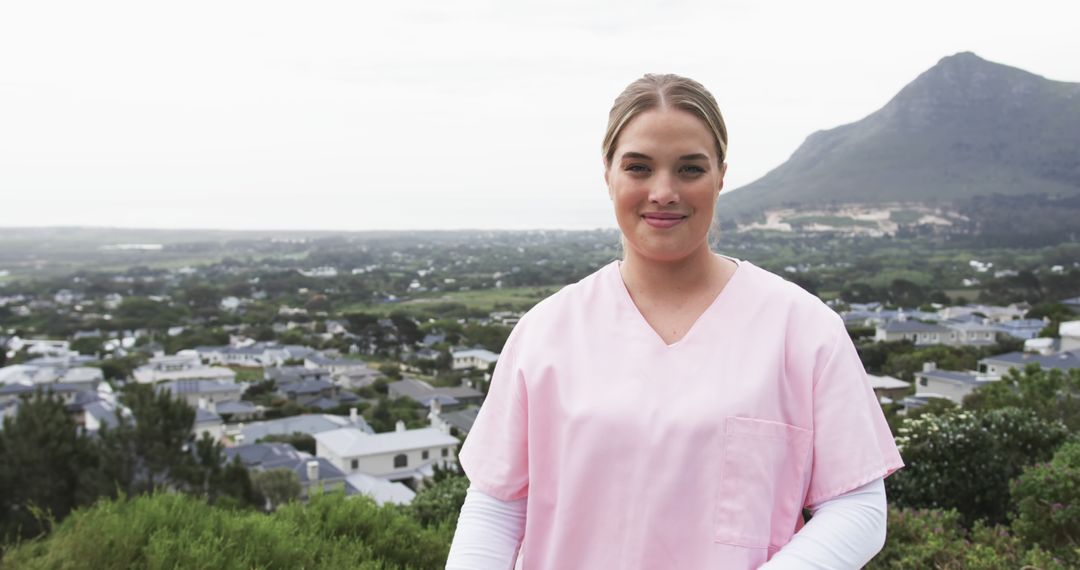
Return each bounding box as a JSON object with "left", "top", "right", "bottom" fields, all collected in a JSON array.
[
  {"left": 869, "top": 507, "right": 1068, "bottom": 570},
  {"left": 1011, "top": 440, "right": 1080, "bottom": 566},
  {"left": 1, "top": 490, "right": 451, "bottom": 569},
  {"left": 887, "top": 407, "right": 1067, "bottom": 525}
]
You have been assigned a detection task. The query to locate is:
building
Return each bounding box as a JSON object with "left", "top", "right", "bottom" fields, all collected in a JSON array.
[
  {"left": 238, "top": 411, "right": 374, "bottom": 444},
  {"left": 388, "top": 377, "right": 483, "bottom": 409},
  {"left": 977, "top": 351, "right": 1080, "bottom": 379},
  {"left": 866, "top": 374, "right": 911, "bottom": 404},
  {"left": 912, "top": 364, "right": 988, "bottom": 405},
  {"left": 451, "top": 348, "right": 499, "bottom": 371},
  {"left": 314, "top": 421, "right": 459, "bottom": 490},
  {"left": 133, "top": 354, "right": 236, "bottom": 384},
  {"left": 156, "top": 379, "right": 246, "bottom": 410}
]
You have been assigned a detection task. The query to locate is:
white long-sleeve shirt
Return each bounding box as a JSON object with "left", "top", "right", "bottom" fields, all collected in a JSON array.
[{"left": 446, "top": 477, "right": 888, "bottom": 569}]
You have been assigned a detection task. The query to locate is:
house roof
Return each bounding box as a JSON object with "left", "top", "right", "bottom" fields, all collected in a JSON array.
[
  {"left": 441, "top": 408, "right": 479, "bottom": 434},
  {"left": 451, "top": 348, "right": 499, "bottom": 361},
  {"left": 345, "top": 472, "right": 416, "bottom": 505},
  {"left": 315, "top": 427, "right": 459, "bottom": 458},
  {"left": 866, "top": 374, "right": 911, "bottom": 390},
  {"left": 195, "top": 407, "right": 223, "bottom": 424},
  {"left": 241, "top": 413, "right": 372, "bottom": 442},
  {"left": 225, "top": 442, "right": 302, "bottom": 467},
  {"left": 279, "top": 379, "right": 334, "bottom": 395},
  {"left": 980, "top": 351, "right": 1080, "bottom": 371},
  {"left": 881, "top": 320, "right": 949, "bottom": 333},
  {"left": 158, "top": 379, "right": 244, "bottom": 395},
  {"left": 215, "top": 400, "right": 258, "bottom": 415}
]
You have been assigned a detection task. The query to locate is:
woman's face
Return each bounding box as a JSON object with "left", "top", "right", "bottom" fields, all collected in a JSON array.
[{"left": 604, "top": 106, "right": 727, "bottom": 263}]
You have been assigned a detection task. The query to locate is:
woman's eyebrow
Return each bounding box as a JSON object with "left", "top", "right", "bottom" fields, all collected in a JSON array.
[{"left": 621, "top": 151, "right": 709, "bottom": 161}]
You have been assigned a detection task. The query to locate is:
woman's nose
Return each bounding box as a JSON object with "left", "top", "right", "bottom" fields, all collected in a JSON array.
[{"left": 648, "top": 172, "right": 679, "bottom": 205}]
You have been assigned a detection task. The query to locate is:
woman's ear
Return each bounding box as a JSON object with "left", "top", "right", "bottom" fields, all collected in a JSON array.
[
  {"left": 717, "top": 161, "right": 728, "bottom": 194},
  {"left": 603, "top": 160, "right": 612, "bottom": 199}
]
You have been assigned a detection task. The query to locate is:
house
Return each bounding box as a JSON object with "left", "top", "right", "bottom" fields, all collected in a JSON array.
[
  {"left": 344, "top": 472, "right": 416, "bottom": 505},
  {"left": 277, "top": 379, "right": 360, "bottom": 410},
  {"left": 997, "top": 319, "right": 1050, "bottom": 340},
  {"left": 1061, "top": 321, "right": 1080, "bottom": 352},
  {"left": 866, "top": 374, "right": 911, "bottom": 404},
  {"left": 439, "top": 407, "right": 480, "bottom": 436},
  {"left": 334, "top": 367, "right": 384, "bottom": 390},
  {"left": 133, "top": 354, "right": 236, "bottom": 384},
  {"left": 388, "top": 377, "right": 483, "bottom": 409},
  {"left": 215, "top": 400, "right": 260, "bottom": 421},
  {"left": 195, "top": 407, "right": 225, "bottom": 440},
  {"left": 977, "top": 351, "right": 1080, "bottom": 379},
  {"left": 937, "top": 318, "right": 1000, "bottom": 346},
  {"left": 224, "top": 443, "right": 347, "bottom": 500},
  {"left": 0, "top": 382, "right": 89, "bottom": 406},
  {"left": 238, "top": 411, "right": 374, "bottom": 444},
  {"left": 451, "top": 348, "right": 499, "bottom": 371},
  {"left": 314, "top": 421, "right": 459, "bottom": 490},
  {"left": 913, "top": 363, "right": 989, "bottom": 405},
  {"left": 157, "top": 379, "right": 246, "bottom": 410},
  {"left": 874, "top": 320, "right": 951, "bottom": 345},
  {"left": 266, "top": 366, "right": 332, "bottom": 384},
  {"left": 303, "top": 354, "right": 371, "bottom": 375}
]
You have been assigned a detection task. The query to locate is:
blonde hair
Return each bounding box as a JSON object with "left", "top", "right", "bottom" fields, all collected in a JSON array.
[{"left": 602, "top": 73, "right": 728, "bottom": 169}]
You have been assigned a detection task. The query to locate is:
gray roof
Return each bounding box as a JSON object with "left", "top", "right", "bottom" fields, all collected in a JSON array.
[
  {"left": 345, "top": 472, "right": 416, "bottom": 505},
  {"left": 215, "top": 400, "right": 258, "bottom": 415},
  {"left": 84, "top": 401, "right": 121, "bottom": 429},
  {"left": 0, "top": 382, "right": 85, "bottom": 396},
  {"left": 225, "top": 442, "right": 301, "bottom": 467},
  {"left": 980, "top": 351, "right": 1080, "bottom": 371},
  {"left": 241, "top": 413, "right": 373, "bottom": 442},
  {"left": 882, "top": 320, "right": 949, "bottom": 333},
  {"left": 158, "top": 380, "right": 244, "bottom": 395},
  {"left": 195, "top": 407, "right": 223, "bottom": 424},
  {"left": 279, "top": 379, "right": 334, "bottom": 395},
  {"left": 441, "top": 408, "right": 479, "bottom": 434}
]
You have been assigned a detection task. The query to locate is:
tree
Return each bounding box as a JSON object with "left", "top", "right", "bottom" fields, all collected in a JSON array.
[
  {"left": 0, "top": 391, "right": 101, "bottom": 541},
  {"left": 251, "top": 468, "right": 301, "bottom": 511},
  {"left": 1010, "top": 440, "right": 1080, "bottom": 566},
  {"left": 887, "top": 407, "right": 1068, "bottom": 526},
  {"left": 118, "top": 384, "right": 197, "bottom": 492},
  {"left": 964, "top": 364, "right": 1080, "bottom": 431}
]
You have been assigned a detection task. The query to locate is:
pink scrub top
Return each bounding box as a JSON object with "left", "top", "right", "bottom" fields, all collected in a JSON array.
[{"left": 458, "top": 256, "right": 905, "bottom": 569}]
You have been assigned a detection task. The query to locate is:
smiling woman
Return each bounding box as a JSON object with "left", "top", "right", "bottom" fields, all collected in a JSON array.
[{"left": 446, "top": 73, "right": 904, "bottom": 570}]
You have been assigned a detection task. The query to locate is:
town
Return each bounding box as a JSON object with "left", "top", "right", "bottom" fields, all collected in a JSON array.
[{"left": 1, "top": 227, "right": 1078, "bottom": 567}]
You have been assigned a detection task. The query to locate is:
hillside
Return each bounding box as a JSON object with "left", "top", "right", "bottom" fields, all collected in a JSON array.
[{"left": 716, "top": 52, "right": 1080, "bottom": 225}]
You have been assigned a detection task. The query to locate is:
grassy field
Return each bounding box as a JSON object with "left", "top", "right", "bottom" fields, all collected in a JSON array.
[{"left": 342, "top": 285, "right": 563, "bottom": 316}]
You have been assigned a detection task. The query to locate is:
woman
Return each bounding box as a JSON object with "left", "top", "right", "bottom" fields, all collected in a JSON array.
[{"left": 446, "top": 74, "right": 904, "bottom": 569}]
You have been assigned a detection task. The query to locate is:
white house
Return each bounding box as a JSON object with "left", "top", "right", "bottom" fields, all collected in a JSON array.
[
  {"left": 451, "top": 348, "right": 499, "bottom": 371},
  {"left": 133, "top": 354, "right": 236, "bottom": 384},
  {"left": 314, "top": 422, "right": 459, "bottom": 489}
]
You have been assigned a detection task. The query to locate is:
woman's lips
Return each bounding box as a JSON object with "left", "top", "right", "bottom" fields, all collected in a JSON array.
[{"left": 642, "top": 213, "right": 687, "bottom": 229}]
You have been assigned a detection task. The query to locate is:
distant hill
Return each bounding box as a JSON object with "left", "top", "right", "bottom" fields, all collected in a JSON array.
[{"left": 716, "top": 52, "right": 1080, "bottom": 226}]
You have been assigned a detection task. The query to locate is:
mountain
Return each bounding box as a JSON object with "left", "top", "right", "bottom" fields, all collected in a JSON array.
[{"left": 715, "top": 52, "right": 1080, "bottom": 225}]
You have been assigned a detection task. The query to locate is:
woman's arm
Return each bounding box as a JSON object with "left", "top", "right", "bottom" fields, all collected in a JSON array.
[
  {"left": 759, "top": 477, "right": 888, "bottom": 569},
  {"left": 445, "top": 485, "right": 527, "bottom": 570}
]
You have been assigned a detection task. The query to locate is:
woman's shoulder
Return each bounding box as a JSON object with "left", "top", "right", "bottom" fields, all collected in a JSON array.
[{"left": 737, "top": 259, "right": 845, "bottom": 329}]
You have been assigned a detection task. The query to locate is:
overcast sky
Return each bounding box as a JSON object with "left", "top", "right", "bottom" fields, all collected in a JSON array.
[{"left": 1, "top": 0, "right": 1077, "bottom": 231}]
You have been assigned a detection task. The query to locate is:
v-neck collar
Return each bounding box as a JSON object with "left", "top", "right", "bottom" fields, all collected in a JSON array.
[{"left": 608, "top": 254, "right": 747, "bottom": 350}]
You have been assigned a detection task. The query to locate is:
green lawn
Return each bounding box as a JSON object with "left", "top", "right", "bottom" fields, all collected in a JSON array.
[{"left": 341, "top": 285, "right": 562, "bottom": 316}]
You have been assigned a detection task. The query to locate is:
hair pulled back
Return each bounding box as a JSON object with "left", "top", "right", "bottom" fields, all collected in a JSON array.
[{"left": 602, "top": 73, "right": 728, "bottom": 168}]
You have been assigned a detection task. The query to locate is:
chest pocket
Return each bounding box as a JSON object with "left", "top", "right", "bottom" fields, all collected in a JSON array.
[{"left": 713, "top": 416, "right": 813, "bottom": 549}]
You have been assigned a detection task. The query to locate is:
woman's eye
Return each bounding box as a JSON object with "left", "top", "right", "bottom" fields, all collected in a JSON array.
[
  {"left": 626, "top": 164, "right": 649, "bottom": 173},
  {"left": 681, "top": 165, "right": 705, "bottom": 174}
]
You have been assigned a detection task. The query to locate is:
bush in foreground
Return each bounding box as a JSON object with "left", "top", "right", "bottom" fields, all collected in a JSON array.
[{"left": 1, "top": 490, "right": 452, "bottom": 569}]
